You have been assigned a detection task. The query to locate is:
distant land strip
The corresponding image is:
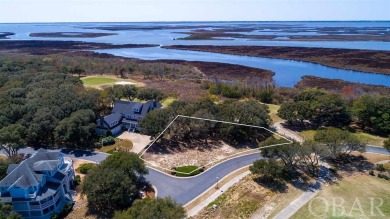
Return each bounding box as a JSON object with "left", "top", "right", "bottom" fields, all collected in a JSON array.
[
  {"left": 296, "top": 76, "right": 390, "bottom": 96},
  {"left": 164, "top": 45, "right": 390, "bottom": 75},
  {"left": 0, "top": 40, "right": 158, "bottom": 55},
  {"left": 29, "top": 32, "right": 117, "bottom": 38},
  {"left": 0, "top": 32, "right": 15, "bottom": 39}
]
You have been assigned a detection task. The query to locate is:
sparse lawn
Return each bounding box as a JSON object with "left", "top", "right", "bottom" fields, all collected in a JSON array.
[
  {"left": 354, "top": 132, "right": 386, "bottom": 146},
  {"left": 265, "top": 103, "right": 283, "bottom": 123},
  {"left": 161, "top": 97, "right": 176, "bottom": 108},
  {"left": 194, "top": 175, "right": 302, "bottom": 219},
  {"left": 291, "top": 175, "right": 390, "bottom": 219},
  {"left": 300, "top": 129, "right": 386, "bottom": 146},
  {"left": 300, "top": 130, "right": 317, "bottom": 141},
  {"left": 174, "top": 165, "right": 201, "bottom": 177},
  {"left": 99, "top": 139, "right": 133, "bottom": 153}
]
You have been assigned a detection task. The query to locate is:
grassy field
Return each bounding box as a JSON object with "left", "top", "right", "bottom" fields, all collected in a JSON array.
[
  {"left": 265, "top": 103, "right": 283, "bottom": 123},
  {"left": 161, "top": 97, "right": 176, "bottom": 108},
  {"left": 81, "top": 75, "right": 143, "bottom": 89},
  {"left": 81, "top": 77, "right": 118, "bottom": 86},
  {"left": 291, "top": 175, "right": 390, "bottom": 219},
  {"left": 99, "top": 139, "right": 133, "bottom": 154},
  {"left": 300, "top": 129, "right": 386, "bottom": 146}
]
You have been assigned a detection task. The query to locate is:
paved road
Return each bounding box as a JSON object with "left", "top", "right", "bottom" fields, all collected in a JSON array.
[
  {"left": 5, "top": 144, "right": 389, "bottom": 205},
  {"left": 366, "top": 145, "right": 390, "bottom": 155},
  {"left": 272, "top": 122, "right": 304, "bottom": 143},
  {"left": 7, "top": 148, "right": 261, "bottom": 204}
]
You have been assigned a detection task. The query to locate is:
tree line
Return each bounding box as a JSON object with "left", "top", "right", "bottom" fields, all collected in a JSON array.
[
  {"left": 0, "top": 71, "right": 99, "bottom": 158},
  {"left": 252, "top": 127, "right": 366, "bottom": 182},
  {"left": 139, "top": 99, "right": 271, "bottom": 144},
  {"left": 278, "top": 88, "right": 390, "bottom": 134}
]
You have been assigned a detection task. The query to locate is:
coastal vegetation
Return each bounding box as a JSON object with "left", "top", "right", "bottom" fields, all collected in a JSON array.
[
  {"left": 165, "top": 45, "right": 390, "bottom": 75},
  {"left": 278, "top": 88, "right": 390, "bottom": 135},
  {"left": 113, "top": 197, "right": 186, "bottom": 219}
]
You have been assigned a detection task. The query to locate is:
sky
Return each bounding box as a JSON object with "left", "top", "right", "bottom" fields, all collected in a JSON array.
[{"left": 0, "top": 0, "right": 389, "bottom": 23}]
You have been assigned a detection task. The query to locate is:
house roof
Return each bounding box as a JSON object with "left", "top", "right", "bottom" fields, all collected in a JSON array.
[
  {"left": 112, "top": 100, "right": 139, "bottom": 115},
  {"left": 33, "top": 160, "right": 60, "bottom": 172},
  {"left": 97, "top": 112, "right": 123, "bottom": 129},
  {"left": 0, "top": 149, "right": 61, "bottom": 190}
]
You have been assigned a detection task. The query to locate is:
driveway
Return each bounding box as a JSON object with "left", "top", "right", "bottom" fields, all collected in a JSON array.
[{"left": 117, "top": 132, "right": 152, "bottom": 154}]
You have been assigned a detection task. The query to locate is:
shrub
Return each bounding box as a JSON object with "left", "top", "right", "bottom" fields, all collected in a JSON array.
[
  {"left": 329, "top": 167, "right": 338, "bottom": 174},
  {"left": 76, "top": 163, "right": 96, "bottom": 174},
  {"left": 102, "top": 136, "right": 115, "bottom": 146},
  {"left": 378, "top": 173, "right": 389, "bottom": 180},
  {"left": 75, "top": 175, "right": 81, "bottom": 185},
  {"left": 376, "top": 164, "right": 385, "bottom": 172},
  {"left": 369, "top": 170, "right": 375, "bottom": 176}
]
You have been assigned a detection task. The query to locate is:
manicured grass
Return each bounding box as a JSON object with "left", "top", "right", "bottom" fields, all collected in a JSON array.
[
  {"left": 174, "top": 165, "right": 201, "bottom": 177},
  {"left": 81, "top": 77, "right": 118, "bottom": 86},
  {"left": 81, "top": 75, "right": 144, "bottom": 89},
  {"left": 291, "top": 175, "right": 390, "bottom": 219}
]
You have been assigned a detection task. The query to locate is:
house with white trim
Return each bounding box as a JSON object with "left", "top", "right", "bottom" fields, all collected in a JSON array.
[
  {"left": 96, "top": 99, "right": 162, "bottom": 135},
  {"left": 0, "top": 149, "right": 75, "bottom": 219}
]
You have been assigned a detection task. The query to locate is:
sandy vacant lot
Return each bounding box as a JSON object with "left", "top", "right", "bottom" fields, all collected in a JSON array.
[
  {"left": 142, "top": 139, "right": 257, "bottom": 169},
  {"left": 117, "top": 132, "right": 152, "bottom": 154}
]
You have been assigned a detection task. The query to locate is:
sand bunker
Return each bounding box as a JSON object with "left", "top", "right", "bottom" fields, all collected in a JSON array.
[{"left": 115, "top": 81, "right": 136, "bottom": 85}]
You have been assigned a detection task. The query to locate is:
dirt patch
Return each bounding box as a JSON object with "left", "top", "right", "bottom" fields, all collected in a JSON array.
[
  {"left": 143, "top": 139, "right": 257, "bottom": 170},
  {"left": 351, "top": 152, "right": 390, "bottom": 164},
  {"left": 72, "top": 159, "right": 96, "bottom": 204}
]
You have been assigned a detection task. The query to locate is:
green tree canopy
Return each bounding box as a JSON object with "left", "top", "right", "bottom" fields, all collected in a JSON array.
[
  {"left": 384, "top": 138, "right": 390, "bottom": 152},
  {"left": 250, "top": 159, "right": 285, "bottom": 182},
  {"left": 0, "top": 202, "right": 22, "bottom": 219},
  {"left": 314, "top": 128, "right": 365, "bottom": 159},
  {"left": 81, "top": 152, "right": 148, "bottom": 215},
  {"left": 54, "top": 109, "right": 96, "bottom": 148},
  {"left": 136, "top": 88, "right": 166, "bottom": 102},
  {"left": 0, "top": 124, "right": 27, "bottom": 157},
  {"left": 113, "top": 197, "right": 186, "bottom": 219},
  {"left": 351, "top": 95, "right": 390, "bottom": 134}
]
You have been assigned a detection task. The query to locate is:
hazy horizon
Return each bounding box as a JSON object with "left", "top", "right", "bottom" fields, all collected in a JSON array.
[{"left": 1, "top": 0, "right": 389, "bottom": 23}]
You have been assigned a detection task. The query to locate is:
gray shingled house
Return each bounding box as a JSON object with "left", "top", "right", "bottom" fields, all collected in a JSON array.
[
  {"left": 96, "top": 99, "right": 162, "bottom": 135},
  {"left": 0, "top": 149, "right": 75, "bottom": 219}
]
